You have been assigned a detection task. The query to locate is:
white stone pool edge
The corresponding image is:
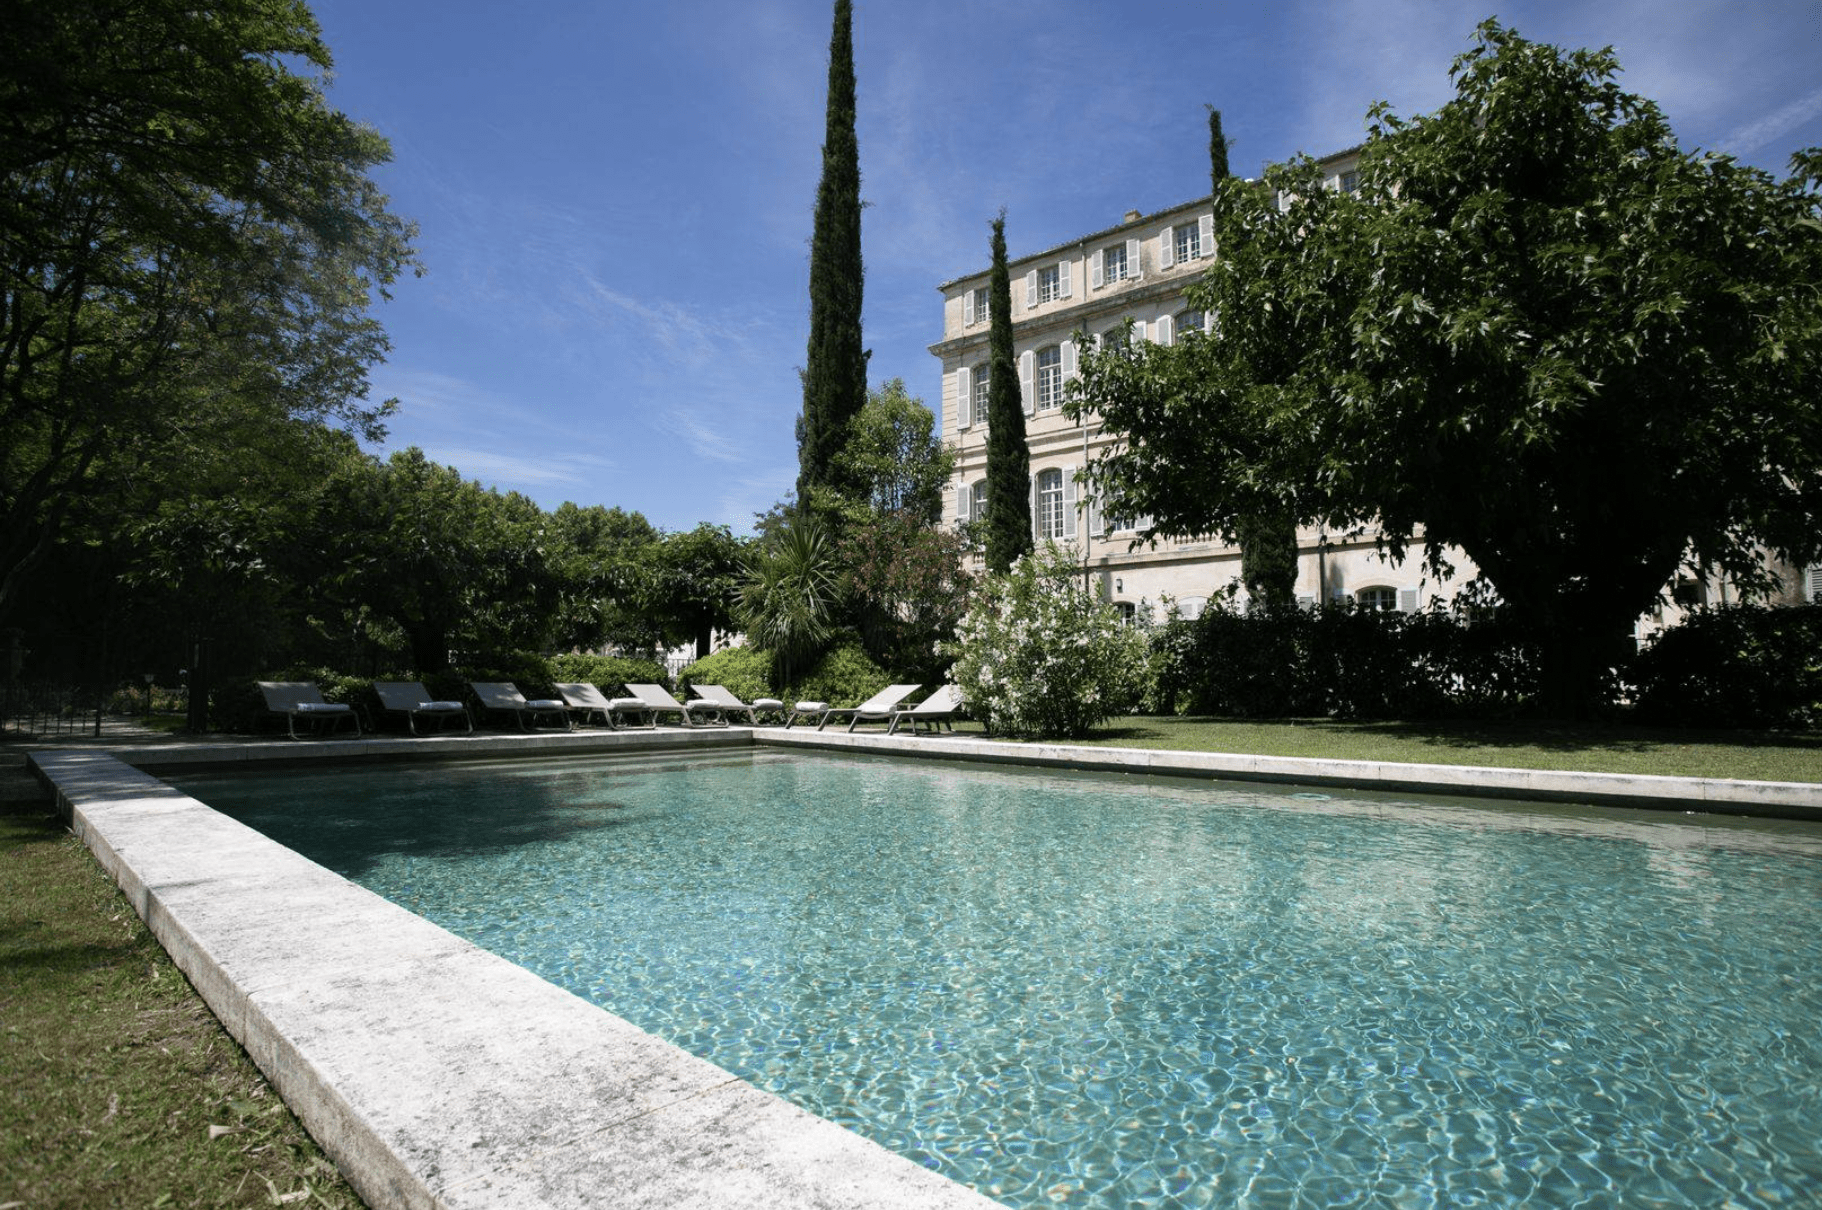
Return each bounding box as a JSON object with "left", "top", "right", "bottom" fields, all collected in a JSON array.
[
  {"left": 27, "top": 727, "right": 1822, "bottom": 1210},
  {"left": 28, "top": 733, "right": 999, "bottom": 1210}
]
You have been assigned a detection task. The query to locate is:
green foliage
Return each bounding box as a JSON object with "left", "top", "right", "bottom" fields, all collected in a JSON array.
[
  {"left": 639, "top": 523, "right": 745, "bottom": 659},
  {"left": 837, "top": 507, "right": 972, "bottom": 685},
  {"left": 1630, "top": 606, "right": 1822, "bottom": 729},
  {"left": 677, "top": 646, "right": 776, "bottom": 705},
  {"left": 983, "top": 211, "right": 1033, "bottom": 574},
  {"left": 1, "top": 0, "right": 416, "bottom": 623},
  {"left": 1151, "top": 603, "right": 1543, "bottom": 720},
  {"left": 1074, "top": 20, "right": 1822, "bottom": 715},
  {"left": 547, "top": 652, "right": 669, "bottom": 695},
  {"left": 830, "top": 379, "right": 954, "bottom": 523},
  {"left": 949, "top": 544, "right": 1148, "bottom": 738},
  {"left": 791, "top": 641, "right": 888, "bottom": 709},
  {"left": 796, "top": 0, "right": 867, "bottom": 500},
  {"left": 1236, "top": 513, "right": 1299, "bottom": 609},
  {"left": 316, "top": 448, "right": 559, "bottom": 671},
  {"left": 737, "top": 512, "right": 843, "bottom": 687},
  {"left": 547, "top": 503, "right": 663, "bottom": 653}
]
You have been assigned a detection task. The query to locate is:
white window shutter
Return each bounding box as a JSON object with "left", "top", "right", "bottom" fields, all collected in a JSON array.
[
  {"left": 1025, "top": 269, "right": 1038, "bottom": 309},
  {"left": 1061, "top": 338, "right": 1077, "bottom": 378},
  {"left": 1058, "top": 259, "right": 1072, "bottom": 298},
  {"left": 1030, "top": 475, "right": 1040, "bottom": 543},
  {"left": 1019, "top": 350, "right": 1035, "bottom": 415},
  {"left": 1126, "top": 237, "right": 1141, "bottom": 280},
  {"left": 1205, "top": 310, "right": 1216, "bottom": 334},
  {"left": 1807, "top": 566, "right": 1822, "bottom": 601},
  {"left": 954, "top": 481, "right": 968, "bottom": 522},
  {"left": 1160, "top": 225, "right": 1175, "bottom": 268},
  {"left": 1131, "top": 318, "right": 1147, "bottom": 344},
  {"left": 1088, "top": 490, "right": 1104, "bottom": 537},
  {"left": 1157, "top": 314, "right": 1175, "bottom": 346},
  {"left": 956, "top": 366, "right": 972, "bottom": 428},
  {"left": 1398, "top": 588, "right": 1419, "bottom": 613},
  {"left": 963, "top": 291, "right": 976, "bottom": 326},
  {"left": 1198, "top": 213, "right": 1214, "bottom": 257},
  {"left": 1090, "top": 249, "right": 1104, "bottom": 290},
  {"left": 1297, "top": 593, "right": 1316, "bottom": 610},
  {"left": 1063, "top": 466, "right": 1078, "bottom": 539}
]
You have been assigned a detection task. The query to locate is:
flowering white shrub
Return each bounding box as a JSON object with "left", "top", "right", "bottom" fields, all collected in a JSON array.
[{"left": 948, "top": 543, "right": 1149, "bottom": 738}]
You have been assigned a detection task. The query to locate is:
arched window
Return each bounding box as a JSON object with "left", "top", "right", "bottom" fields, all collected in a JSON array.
[
  {"left": 1177, "top": 310, "right": 1205, "bottom": 339},
  {"left": 1356, "top": 586, "right": 1398, "bottom": 612},
  {"left": 970, "top": 479, "right": 988, "bottom": 523}
]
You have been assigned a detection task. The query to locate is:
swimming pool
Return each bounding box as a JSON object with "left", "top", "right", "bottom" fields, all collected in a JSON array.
[{"left": 171, "top": 750, "right": 1822, "bottom": 1208}]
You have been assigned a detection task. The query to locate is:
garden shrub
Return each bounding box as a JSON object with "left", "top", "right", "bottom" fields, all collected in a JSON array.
[
  {"left": 547, "top": 652, "right": 669, "bottom": 695},
  {"left": 1154, "top": 601, "right": 1541, "bottom": 720},
  {"left": 1630, "top": 604, "right": 1822, "bottom": 728},
  {"left": 677, "top": 646, "right": 775, "bottom": 704},
  {"left": 790, "top": 641, "right": 889, "bottom": 708},
  {"left": 949, "top": 544, "right": 1148, "bottom": 738}
]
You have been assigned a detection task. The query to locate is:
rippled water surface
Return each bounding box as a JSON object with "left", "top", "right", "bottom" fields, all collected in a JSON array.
[{"left": 174, "top": 752, "right": 1822, "bottom": 1208}]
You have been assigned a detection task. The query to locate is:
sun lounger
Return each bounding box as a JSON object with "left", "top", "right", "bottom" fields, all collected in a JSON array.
[
  {"left": 619, "top": 683, "right": 725, "bottom": 727},
  {"left": 259, "top": 681, "right": 363, "bottom": 740},
  {"left": 886, "top": 685, "right": 965, "bottom": 736},
  {"left": 816, "top": 684, "right": 921, "bottom": 732},
  {"left": 469, "top": 682, "right": 571, "bottom": 731},
  {"left": 687, "top": 684, "right": 784, "bottom": 726},
  {"left": 553, "top": 682, "right": 617, "bottom": 727},
  {"left": 374, "top": 681, "right": 472, "bottom": 735}
]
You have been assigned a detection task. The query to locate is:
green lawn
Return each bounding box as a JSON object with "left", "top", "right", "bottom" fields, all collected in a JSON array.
[
  {"left": 948, "top": 715, "right": 1822, "bottom": 783},
  {"left": 0, "top": 796, "right": 366, "bottom": 1210}
]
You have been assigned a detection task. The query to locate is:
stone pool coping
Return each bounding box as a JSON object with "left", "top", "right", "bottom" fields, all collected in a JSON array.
[
  {"left": 27, "top": 726, "right": 1822, "bottom": 1209},
  {"left": 28, "top": 736, "right": 999, "bottom": 1210}
]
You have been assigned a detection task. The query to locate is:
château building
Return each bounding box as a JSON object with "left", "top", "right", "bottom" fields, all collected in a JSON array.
[{"left": 928, "top": 150, "right": 1478, "bottom": 622}]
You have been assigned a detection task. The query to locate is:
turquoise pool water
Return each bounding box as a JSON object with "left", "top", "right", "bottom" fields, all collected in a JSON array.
[{"left": 172, "top": 752, "right": 1822, "bottom": 1208}]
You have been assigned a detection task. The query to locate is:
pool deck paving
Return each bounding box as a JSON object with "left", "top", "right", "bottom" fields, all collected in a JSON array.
[{"left": 19, "top": 721, "right": 1822, "bottom": 1209}]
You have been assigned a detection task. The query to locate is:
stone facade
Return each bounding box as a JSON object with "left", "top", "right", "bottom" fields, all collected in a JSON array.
[{"left": 928, "top": 151, "right": 1476, "bottom": 621}]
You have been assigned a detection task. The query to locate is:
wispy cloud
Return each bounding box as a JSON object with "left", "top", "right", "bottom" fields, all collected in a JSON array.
[
  {"left": 425, "top": 447, "right": 616, "bottom": 493},
  {"left": 1717, "top": 87, "right": 1822, "bottom": 158},
  {"left": 656, "top": 411, "right": 747, "bottom": 464}
]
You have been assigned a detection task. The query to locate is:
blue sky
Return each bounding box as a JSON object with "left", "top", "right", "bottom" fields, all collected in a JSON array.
[{"left": 309, "top": 0, "right": 1822, "bottom": 534}]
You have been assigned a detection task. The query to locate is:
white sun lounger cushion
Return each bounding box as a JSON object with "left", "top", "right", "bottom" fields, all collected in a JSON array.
[
  {"left": 609, "top": 698, "right": 646, "bottom": 710},
  {"left": 295, "top": 702, "right": 351, "bottom": 713},
  {"left": 526, "top": 699, "right": 565, "bottom": 710},
  {"left": 753, "top": 698, "right": 785, "bottom": 709},
  {"left": 794, "top": 701, "right": 828, "bottom": 712},
  {"left": 417, "top": 700, "right": 464, "bottom": 710}
]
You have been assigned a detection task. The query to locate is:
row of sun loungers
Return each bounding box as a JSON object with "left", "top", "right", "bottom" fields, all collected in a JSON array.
[{"left": 257, "top": 680, "right": 965, "bottom": 739}]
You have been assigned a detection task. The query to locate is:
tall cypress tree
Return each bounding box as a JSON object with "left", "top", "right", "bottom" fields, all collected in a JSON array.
[
  {"left": 1210, "top": 106, "right": 1300, "bottom": 607},
  {"left": 796, "top": 0, "right": 868, "bottom": 503},
  {"left": 983, "top": 211, "right": 1033, "bottom": 574}
]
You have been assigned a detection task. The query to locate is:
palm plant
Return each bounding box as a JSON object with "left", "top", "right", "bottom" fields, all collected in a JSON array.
[{"left": 736, "top": 513, "right": 843, "bottom": 690}]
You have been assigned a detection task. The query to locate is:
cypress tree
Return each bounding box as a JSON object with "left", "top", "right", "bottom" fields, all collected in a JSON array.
[
  {"left": 983, "top": 211, "right": 1033, "bottom": 574},
  {"left": 796, "top": 0, "right": 868, "bottom": 503},
  {"left": 1211, "top": 106, "right": 1299, "bottom": 606},
  {"left": 1207, "top": 105, "right": 1231, "bottom": 189}
]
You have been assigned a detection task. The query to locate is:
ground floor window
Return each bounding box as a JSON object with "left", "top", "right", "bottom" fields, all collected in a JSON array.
[{"left": 1357, "top": 586, "right": 1398, "bottom": 611}]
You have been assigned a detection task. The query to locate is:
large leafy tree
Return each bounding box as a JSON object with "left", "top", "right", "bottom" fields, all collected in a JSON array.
[
  {"left": 1074, "top": 21, "right": 1822, "bottom": 713},
  {"left": 547, "top": 502, "right": 663, "bottom": 653},
  {"left": 831, "top": 378, "right": 953, "bottom": 522},
  {"left": 795, "top": 0, "right": 868, "bottom": 500},
  {"left": 0, "top": 0, "right": 416, "bottom": 624},
  {"left": 318, "top": 449, "right": 558, "bottom": 672},
  {"left": 983, "top": 211, "right": 1033, "bottom": 573}
]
